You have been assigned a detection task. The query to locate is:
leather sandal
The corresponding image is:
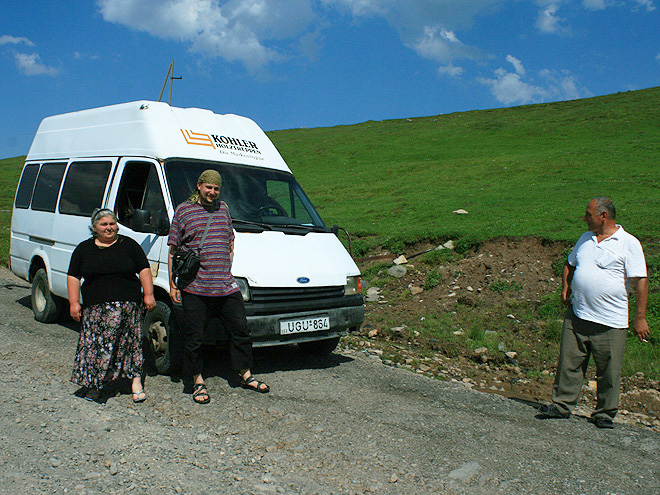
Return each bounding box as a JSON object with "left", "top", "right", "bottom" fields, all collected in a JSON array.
[
  {"left": 192, "top": 383, "right": 211, "bottom": 404},
  {"left": 240, "top": 375, "right": 270, "bottom": 394},
  {"left": 132, "top": 390, "right": 147, "bottom": 403}
]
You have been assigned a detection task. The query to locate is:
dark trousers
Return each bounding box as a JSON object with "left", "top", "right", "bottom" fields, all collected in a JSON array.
[
  {"left": 180, "top": 291, "right": 253, "bottom": 379},
  {"left": 552, "top": 306, "right": 626, "bottom": 420}
]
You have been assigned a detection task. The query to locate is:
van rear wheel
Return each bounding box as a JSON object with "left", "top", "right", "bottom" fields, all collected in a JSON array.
[
  {"left": 298, "top": 337, "right": 340, "bottom": 356},
  {"left": 31, "top": 268, "right": 63, "bottom": 323},
  {"left": 142, "top": 301, "right": 182, "bottom": 375}
]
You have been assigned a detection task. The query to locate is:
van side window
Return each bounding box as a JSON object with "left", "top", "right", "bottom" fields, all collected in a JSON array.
[
  {"left": 31, "top": 162, "right": 67, "bottom": 212},
  {"left": 14, "top": 163, "right": 40, "bottom": 209},
  {"left": 116, "top": 161, "right": 167, "bottom": 231},
  {"left": 59, "top": 161, "right": 112, "bottom": 216}
]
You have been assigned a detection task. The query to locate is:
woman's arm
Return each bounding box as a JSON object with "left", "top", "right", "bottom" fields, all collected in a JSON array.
[
  {"left": 139, "top": 267, "right": 156, "bottom": 311},
  {"left": 67, "top": 275, "right": 82, "bottom": 322}
]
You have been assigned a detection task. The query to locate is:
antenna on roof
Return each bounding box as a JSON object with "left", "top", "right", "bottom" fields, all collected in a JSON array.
[{"left": 158, "top": 60, "right": 183, "bottom": 105}]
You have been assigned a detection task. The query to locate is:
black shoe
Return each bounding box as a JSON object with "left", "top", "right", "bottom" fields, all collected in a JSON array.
[
  {"left": 537, "top": 404, "right": 570, "bottom": 419},
  {"left": 592, "top": 417, "right": 614, "bottom": 429}
]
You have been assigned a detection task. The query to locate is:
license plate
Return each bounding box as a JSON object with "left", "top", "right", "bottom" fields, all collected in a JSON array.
[{"left": 280, "top": 316, "right": 330, "bottom": 335}]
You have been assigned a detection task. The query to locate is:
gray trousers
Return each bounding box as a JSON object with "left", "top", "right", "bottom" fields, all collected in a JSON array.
[{"left": 552, "top": 306, "right": 627, "bottom": 420}]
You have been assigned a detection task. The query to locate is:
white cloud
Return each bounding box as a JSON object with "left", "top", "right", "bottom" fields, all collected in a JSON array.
[
  {"left": 633, "top": 0, "right": 656, "bottom": 11},
  {"left": 535, "top": 4, "right": 568, "bottom": 34},
  {"left": 582, "top": 0, "right": 607, "bottom": 10},
  {"left": 97, "top": 0, "right": 504, "bottom": 72},
  {"left": 410, "top": 25, "right": 482, "bottom": 65},
  {"left": 583, "top": 0, "right": 655, "bottom": 11},
  {"left": 479, "top": 69, "right": 546, "bottom": 105},
  {"left": 0, "top": 35, "right": 35, "bottom": 46},
  {"left": 74, "top": 52, "right": 99, "bottom": 60},
  {"left": 437, "top": 64, "right": 464, "bottom": 77},
  {"left": 14, "top": 53, "right": 59, "bottom": 76},
  {"left": 98, "top": 0, "right": 316, "bottom": 72},
  {"left": 538, "top": 69, "right": 585, "bottom": 100},
  {"left": 478, "top": 57, "right": 588, "bottom": 106},
  {"left": 506, "top": 55, "right": 525, "bottom": 76}
]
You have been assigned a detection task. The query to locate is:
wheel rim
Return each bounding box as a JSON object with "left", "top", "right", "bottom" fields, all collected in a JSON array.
[
  {"left": 149, "top": 320, "right": 168, "bottom": 358},
  {"left": 34, "top": 285, "right": 47, "bottom": 313}
]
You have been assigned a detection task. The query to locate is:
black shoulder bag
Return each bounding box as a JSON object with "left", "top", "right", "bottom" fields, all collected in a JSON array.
[{"left": 172, "top": 210, "right": 215, "bottom": 288}]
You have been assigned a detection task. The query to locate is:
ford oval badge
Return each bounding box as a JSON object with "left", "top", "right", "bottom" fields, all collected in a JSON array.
[{"left": 297, "top": 277, "right": 310, "bottom": 284}]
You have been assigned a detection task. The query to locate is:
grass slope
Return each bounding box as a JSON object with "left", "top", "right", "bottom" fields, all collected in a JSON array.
[{"left": 269, "top": 87, "right": 660, "bottom": 255}]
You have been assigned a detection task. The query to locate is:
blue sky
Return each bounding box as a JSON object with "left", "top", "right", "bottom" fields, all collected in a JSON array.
[{"left": 1, "top": 0, "right": 659, "bottom": 159}]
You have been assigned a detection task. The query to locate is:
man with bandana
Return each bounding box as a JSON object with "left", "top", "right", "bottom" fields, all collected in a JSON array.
[{"left": 168, "top": 170, "right": 269, "bottom": 404}]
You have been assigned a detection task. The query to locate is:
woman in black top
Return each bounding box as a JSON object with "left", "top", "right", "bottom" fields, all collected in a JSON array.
[{"left": 67, "top": 209, "right": 156, "bottom": 402}]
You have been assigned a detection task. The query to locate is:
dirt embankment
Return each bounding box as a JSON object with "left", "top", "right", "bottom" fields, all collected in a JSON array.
[{"left": 356, "top": 237, "right": 660, "bottom": 430}]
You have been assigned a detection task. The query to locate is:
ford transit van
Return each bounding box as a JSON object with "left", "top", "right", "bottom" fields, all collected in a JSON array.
[{"left": 10, "top": 101, "right": 364, "bottom": 373}]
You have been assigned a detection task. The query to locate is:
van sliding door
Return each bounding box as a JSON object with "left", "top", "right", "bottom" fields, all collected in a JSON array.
[{"left": 50, "top": 159, "right": 114, "bottom": 297}]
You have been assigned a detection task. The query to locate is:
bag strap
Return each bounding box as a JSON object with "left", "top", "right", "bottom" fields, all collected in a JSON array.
[{"left": 197, "top": 208, "right": 215, "bottom": 252}]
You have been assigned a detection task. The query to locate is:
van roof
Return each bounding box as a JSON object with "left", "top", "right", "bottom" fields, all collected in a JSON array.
[{"left": 26, "top": 100, "right": 291, "bottom": 172}]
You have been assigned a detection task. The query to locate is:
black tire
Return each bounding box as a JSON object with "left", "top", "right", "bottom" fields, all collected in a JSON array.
[
  {"left": 298, "top": 337, "right": 340, "bottom": 356},
  {"left": 142, "top": 300, "right": 182, "bottom": 375},
  {"left": 30, "top": 268, "right": 63, "bottom": 323}
]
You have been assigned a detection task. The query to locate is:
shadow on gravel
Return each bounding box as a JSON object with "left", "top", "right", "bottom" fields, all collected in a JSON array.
[
  {"left": 2, "top": 282, "right": 30, "bottom": 291},
  {"left": 15, "top": 295, "right": 31, "bottom": 309},
  {"left": 197, "top": 344, "right": 353, "bottom": 392}
]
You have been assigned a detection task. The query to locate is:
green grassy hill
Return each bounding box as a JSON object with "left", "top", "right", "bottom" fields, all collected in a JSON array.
[
  {"left": 269, "top": 87, "right": 660, "bottom": 255},
  {"left": 2, "top": 88, "right": 659, "bottom": 383},
  {"left": 2, "top": 87, "right": 659, "bottom": 260}
]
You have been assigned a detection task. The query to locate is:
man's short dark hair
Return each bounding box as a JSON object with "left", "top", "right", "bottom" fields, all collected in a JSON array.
[{"left": 595, "top": 197, "right": 616, "bottom": 220}]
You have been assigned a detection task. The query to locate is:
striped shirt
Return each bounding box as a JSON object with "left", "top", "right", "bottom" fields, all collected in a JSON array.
[{"left": 168, "top": 200, "right": 239, "bottom": 297}]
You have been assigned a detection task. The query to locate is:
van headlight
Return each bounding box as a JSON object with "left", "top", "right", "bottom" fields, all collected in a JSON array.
[
  {"left": 235, "top": 277, "right": 251, "bottom": 301},
  {"left": 344, "top": 276, "right": 361, "bottom": 296}
]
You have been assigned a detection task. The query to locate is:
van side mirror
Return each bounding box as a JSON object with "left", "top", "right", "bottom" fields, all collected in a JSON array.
[
  {"left": 329, "top": 225, "right": 354, "bottom": 259},
  {"left": 131, "top": 208, "right": 169, "bottom": 236},
  {"left": 157, "top": 217, "right": 170, "bottom": 236},
  {"left": 131, "top": 209, "right": 151, "bottom": 232}
]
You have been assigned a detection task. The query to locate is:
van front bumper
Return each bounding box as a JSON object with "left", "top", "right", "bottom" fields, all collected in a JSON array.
[{"left": 248, "top": 303, "right": 365, "bottom": 347}]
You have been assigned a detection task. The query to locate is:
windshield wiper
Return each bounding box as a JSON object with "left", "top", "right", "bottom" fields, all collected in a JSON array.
[
  {"left": 232, "top": 219, "right": 273, "bottom": 231},
  {"left": 269, "top": 223, "right": 329, "bottom": 233}
]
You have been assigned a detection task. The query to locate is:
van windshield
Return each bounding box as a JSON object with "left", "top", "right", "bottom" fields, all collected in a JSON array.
[{"left": 164, "top": 160, "right": 326, "bottom": 231}]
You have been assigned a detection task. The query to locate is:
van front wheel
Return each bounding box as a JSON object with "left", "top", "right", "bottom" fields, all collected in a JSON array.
[
  {"left": 142, "top": 301, "right": 182, "bottom": 375},
  {"left": 31, "top": 268, "right": 63, "bottom": 323}
]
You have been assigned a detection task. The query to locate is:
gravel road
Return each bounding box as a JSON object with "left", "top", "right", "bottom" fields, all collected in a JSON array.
[{"left": 1, "top": 268, "right": 659, "bottom": 495}]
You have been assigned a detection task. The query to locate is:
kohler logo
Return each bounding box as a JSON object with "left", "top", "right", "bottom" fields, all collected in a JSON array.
[{"left": 211, "top": 135, "right": 261, "bottom": 154}]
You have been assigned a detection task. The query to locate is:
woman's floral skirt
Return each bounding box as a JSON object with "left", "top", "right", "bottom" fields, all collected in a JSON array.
[{"left": 71, "top": 301, "right": 144, "bottom": 390}]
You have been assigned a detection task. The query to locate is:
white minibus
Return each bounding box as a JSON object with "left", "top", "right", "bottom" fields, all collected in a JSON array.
[{"left": 10, "top": 101, "right": 364, "bottom": 373}]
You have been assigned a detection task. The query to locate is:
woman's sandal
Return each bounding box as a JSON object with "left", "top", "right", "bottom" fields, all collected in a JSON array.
[
  {"left": 84, "top": 388, "right": 101, "bottom": 402},
  {"left": 132, "top": 390, "right": 147, "bottom": 403},
  {"left": 192, "top": 383, "right": 211, "bottom": 404},
  {"left": 240, "top": 375, "right": 270, "bottom": 394}
]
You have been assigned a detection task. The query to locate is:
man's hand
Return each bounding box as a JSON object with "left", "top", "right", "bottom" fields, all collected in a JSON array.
[
  {"left": 561, "top": 261, "right": 575, "bottom": 306},
  {"left": 631, "top": 277, "right": 650, "bottom": 342},
  {"left": 634, "top": 315, "right": 650, "bottom": 342},
  {"left": 170, "top": 287, "right": 181, "bottom": 304}
]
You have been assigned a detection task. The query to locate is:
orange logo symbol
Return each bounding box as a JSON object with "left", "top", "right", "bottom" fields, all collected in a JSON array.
[{"left": 180, "top": 129, "right": 215, "bottom": 148}]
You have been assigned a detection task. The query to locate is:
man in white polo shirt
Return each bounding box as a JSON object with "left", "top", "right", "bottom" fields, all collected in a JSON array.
[{"left": 538, "top": 197, "right": 650, "bottom": 428}]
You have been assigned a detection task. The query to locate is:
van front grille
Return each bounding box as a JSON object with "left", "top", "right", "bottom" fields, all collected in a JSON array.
[{"left": 250, "top": 286, "right": 344, "bottom": 304}]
